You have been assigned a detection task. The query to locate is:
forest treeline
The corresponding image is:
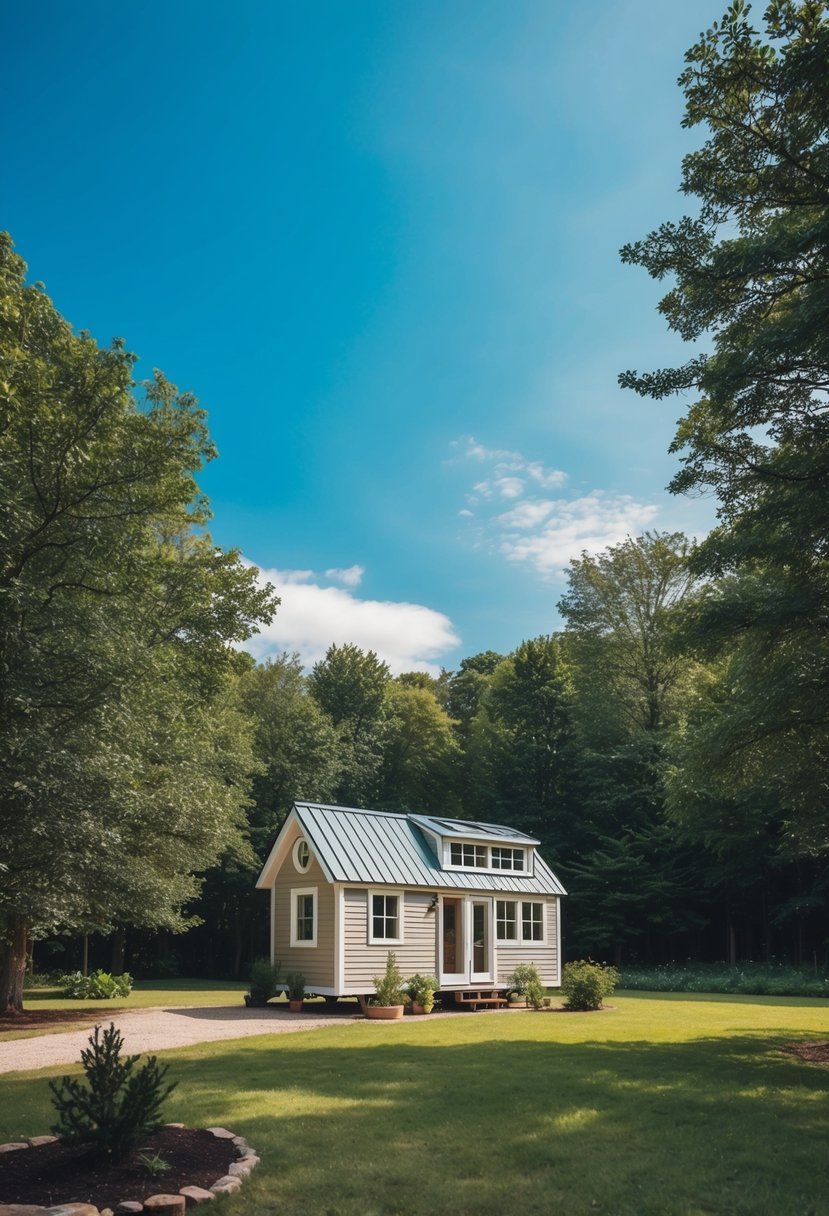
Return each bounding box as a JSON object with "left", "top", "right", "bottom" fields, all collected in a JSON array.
[{"left": 146, "top": 526, "right": 824, "bottom": 978}]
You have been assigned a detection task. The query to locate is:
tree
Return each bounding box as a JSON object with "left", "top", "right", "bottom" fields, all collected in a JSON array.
[
  {"left": 376, "top": 682, "right": 460, "bottom": 814},
  {"left": 620, "top": 1, "right": 829, "bottom": 855},
  {"left": 0, "top": 234, "right": 277, "bottom": 1010},
  {"left": 468, "top": 637, "right": 574, "bottom": 841},
  {"left": 308, "top": 644, "right": 390, "bottom": 805},
  {"left": 240, "top": 654, "right": 340, "bottom": 854},
  {"left": 558, "top": 534, "right": 704, "bottom": 963}
]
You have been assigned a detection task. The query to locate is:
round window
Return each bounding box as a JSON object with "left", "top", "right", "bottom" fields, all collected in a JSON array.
[{"left": 293, "top": 838, "right": 311, "bottom": 873}]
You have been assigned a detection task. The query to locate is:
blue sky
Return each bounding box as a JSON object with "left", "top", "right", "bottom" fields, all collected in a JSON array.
[{"left": 2, "top": 0, "right": 720, "bottom": 673}]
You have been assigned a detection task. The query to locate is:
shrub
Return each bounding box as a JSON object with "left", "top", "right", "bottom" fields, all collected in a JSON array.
[
  {"left": 50, "top": 1023, "right": 176, "bottom": 1160},
  {"left": 618, "top": 963, "right": 829, "bottom": 999},
  {"left": 506, "top": 963, "right": 542, "bottom": 996},
  {"left": 59, "top": 970, "right": 133, "bottom": 999},
  {"left": 561, "top": 960, "right": 618, "bottom": 1011},
  {"left": 248, "top": 958, "right": 283, "bottom": 1002},
  {"left": 405, "top": 973, "right": 439, "bottom": 1008},
  {"left": 372, "top": 951, "right": 405, "bottom": 1006},
  {"left": 285, "top": 971, "right": 306, "bottom": 1001}
]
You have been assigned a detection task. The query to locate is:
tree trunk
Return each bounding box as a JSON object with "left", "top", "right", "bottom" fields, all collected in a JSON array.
[
  {"left": 111, "top": 930, "right": 126, "bottom": 974},
  {"left": 0, "top": 915, "right": 29, "bottom": 1013}
]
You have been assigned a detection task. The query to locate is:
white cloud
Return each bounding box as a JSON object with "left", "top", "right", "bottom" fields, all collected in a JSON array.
[
  {"left": 244, "top": 562, "right": 460, "bottom": 675},
  {"left": 499, "top": 492, "right": 660, "bottom": 576},
  {"left": 458, "top": 508, "right": 474, "bottom": 518},
  {"left": 494, "top": 476, "right": 524, "bottom": 499},
  {"left": 497, "top": 499, "right": 557, "bottom": 530},
  {"left": 325, "top": 564, "right": 365, "bottom": 588},
  {"left": 454, "top": 437, "right": 663, "bottom": 580}
]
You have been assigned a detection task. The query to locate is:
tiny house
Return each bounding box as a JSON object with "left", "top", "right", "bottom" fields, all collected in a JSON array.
[{"left": 255, "top": 802, "right": 566, "bottom": 1000}]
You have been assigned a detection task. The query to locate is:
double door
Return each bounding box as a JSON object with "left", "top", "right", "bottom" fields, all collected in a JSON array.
[{"left": 440, "top": 896, "right": 493, "bottom": 985}]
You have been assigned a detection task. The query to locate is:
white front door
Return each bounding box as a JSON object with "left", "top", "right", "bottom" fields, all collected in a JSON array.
[{"left": 440, "top": 896, "right": 494, "bottom": 985}]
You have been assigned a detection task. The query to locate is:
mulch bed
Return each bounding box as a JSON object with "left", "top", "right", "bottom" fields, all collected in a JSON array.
[
  {"left": 781, "top": 1040, "right": 829, "bottom": 1065},
  {"left": 0, "top": 1127, "right": 232, "bottom": 1210}
]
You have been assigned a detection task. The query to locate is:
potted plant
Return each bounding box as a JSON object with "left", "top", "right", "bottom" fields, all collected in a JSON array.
[
  {"left": 286, "top": 971, "right": 306, "bottom": 1012},
  {"left": 405, "top": 973, "right": 438, "bottom": 1014},
  {"left": 365, "top": 951, "right": 406, "bottom": 1020},
  {"left": 244, "top": 958, "right": 282, "bottom": 1007},
  {"left": 506, "top": 963, "right": 544, "bottom": 1009}
]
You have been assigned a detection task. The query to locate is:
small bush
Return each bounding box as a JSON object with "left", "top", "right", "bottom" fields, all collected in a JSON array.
[
  {"left": 405, "top": 973, "right": 439, "bottom": 1007},
  {"left": 506, "top": 963, "right": 542, "bottom": 996},
  {"left": 59, "top": 970, "right": 133, "bottom": 1000},
  {"left": 372, "top": 951, "right": 405, "bottom": 1006},
  {"left": 561, "top": 960, "right": 618, "bottom": 1011},
  {"left": 248, "top": 958, "right": 283, "bottom": 1002},
  {"left": 285, "top": 971, "right": 306, "bottom": 1001},
  {"left": 50, "top": 1023, "right": 176, "bottom": 1160}
]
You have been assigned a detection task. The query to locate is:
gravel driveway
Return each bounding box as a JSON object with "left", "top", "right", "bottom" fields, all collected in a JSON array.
[{"left": 0, "top": 1004, "right": 363, "bottom": 1075}]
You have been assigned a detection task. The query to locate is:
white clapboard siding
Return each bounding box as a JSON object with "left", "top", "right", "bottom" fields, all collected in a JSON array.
[{"left": 343, "top": 888, "right": 438, "bottom": 987}]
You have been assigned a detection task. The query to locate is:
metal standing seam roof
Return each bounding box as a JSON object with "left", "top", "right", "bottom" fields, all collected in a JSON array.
[{"left": 291, "top": 802, "right": 567, "bottom": 896}]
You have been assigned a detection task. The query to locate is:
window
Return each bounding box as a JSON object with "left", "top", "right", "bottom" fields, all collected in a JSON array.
[
  {"left": 368, "top": 891, "right": 403, "bottom": 943},
  {"left": 491, "top": 846, "right": 525, "bottom": 871},
  {"left": 496, "top": 900, "right": 517, "bottom": 941},
  {"left": 449, "top": 842, "right": 487, "bottom": 868},
  {"left": 290, "top": 887, "right": 317, "bottom": 947},
  {"left": 293, "top": 837, "right": 311, "bottom": 873},
  {"left": 521, "top": 901, "right": 544, "bottom": 942}
]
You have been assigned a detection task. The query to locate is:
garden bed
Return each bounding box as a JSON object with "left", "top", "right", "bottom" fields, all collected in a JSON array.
[{"left": 0, "top": 1126, "right": 238, "bottom": 1210}]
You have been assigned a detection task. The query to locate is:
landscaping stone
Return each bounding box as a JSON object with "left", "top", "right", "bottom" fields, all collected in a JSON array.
[
  {"left": 226, "top": 1164, "right": 250, "bottom": 1179},
  {"left": 204, "top": 1130, "right": 234, "bottom": 1141},
  {"left": 0, "top": 1206, "right": 47, "bottom": 1216},
  {"left": 114, "top": 1204, "right": 143, "bottom": 1214},
  {"left": 0, "top": 1145, "right": 29, "bottom": 1154},
  {"left": 236, "top": 1156, "right": 259, "bottom": 1170},
  {"left": 142, "top": 1197, "right": 185, "bottom": 1216},
  {"left": 46, "top": 1207, "right": 100, "bottom": 1216},
  {"left": 177, "top": 1189, "right": 214, "bottom": 1207},
  {"left": 26, "top": 1139, "right": 58, "bottom": 1149},
  {"left": 208, "top": 1179, "right": 240, "bottom": 1196}
]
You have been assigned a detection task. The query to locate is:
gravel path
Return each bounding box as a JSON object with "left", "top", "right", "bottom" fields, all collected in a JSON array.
[{"left": 0, "top": 1005, "right": 363, "bottom": 1075}]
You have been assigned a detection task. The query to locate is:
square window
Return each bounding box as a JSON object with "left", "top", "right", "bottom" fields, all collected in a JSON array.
[{"left": 369, "top": 892, "right": 403, "bottom": 943}]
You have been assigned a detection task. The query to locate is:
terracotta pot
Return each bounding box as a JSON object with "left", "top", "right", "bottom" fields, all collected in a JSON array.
[
  {"left": 508, "top": 997, "right": 527, "bottom": 1009},
  {"left": 410, "top": 1002, "right": 433, "bottom": 1015},
  {"left": 289, "top": 999, "right": 303, "bottom": 1012},
  {"left": 365, "top": 1004, "right": 405, "bottom": 1020}
]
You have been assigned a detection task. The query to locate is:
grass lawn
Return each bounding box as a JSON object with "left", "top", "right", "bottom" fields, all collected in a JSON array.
[
  {"left": 1, "top": 992, "right": 827, "bottom": 1215},
  {"left": 0, "top": 979, "right": 249, "bottom": 1042}
]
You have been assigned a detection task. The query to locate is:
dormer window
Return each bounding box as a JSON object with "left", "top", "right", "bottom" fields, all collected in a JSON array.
[
  {"left": 491, "top": 846, "right": 525, "bottom": 872},
  {"left": 450, "top": 842, "right": 487, "bottom": 868},
  {"left": 444, "top": 840, "right": 528, "bottom": 873}
]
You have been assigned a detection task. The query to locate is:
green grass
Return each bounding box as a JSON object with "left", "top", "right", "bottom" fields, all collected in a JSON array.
[
  {"left": 22, "top": 978, "right": 249, "bottom": 1010},
  {"left": 1, "top": 992, "right": 827, "bottom": 1216},
  {"left": 619, "top": 963, "right": 829, "bottom": 999},
  {"left": 0, "top": 979, "right": 249, "bottom": 1042}
]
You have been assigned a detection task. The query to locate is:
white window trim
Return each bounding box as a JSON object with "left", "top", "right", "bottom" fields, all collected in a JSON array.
[
  {"left": 292, "top": 836, "right": 312, "bottom": 874},
  {"left": 290, "top": 886, "right": 318, "bottom": 948},
  {"left": 520, "top": 900, "right": 547, "bottom": 945},
  {"left": 367, "top": 888, "right": 405, "bottom": 945},
  {"left": 495, "top": 898, "right": 519, "bottom": 943},
  {"left": 442, "top": 839, "right": 528, "bottom": 875}
]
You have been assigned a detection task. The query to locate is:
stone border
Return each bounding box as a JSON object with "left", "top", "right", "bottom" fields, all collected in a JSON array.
[{"left": 0, "top": 1125, "right": 259, "bottom": 1216}]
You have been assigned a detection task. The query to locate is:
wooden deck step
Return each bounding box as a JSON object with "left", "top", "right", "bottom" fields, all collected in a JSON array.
[{"left": 454, "top": 989, "right": 509, "bottom": 1011}]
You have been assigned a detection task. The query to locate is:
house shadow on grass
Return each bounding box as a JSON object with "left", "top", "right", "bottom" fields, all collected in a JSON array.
[{"left": 4, "top": 1031, "right": 827, "bottom": 1216}]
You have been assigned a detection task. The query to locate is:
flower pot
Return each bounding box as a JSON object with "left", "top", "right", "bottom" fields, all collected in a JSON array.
[
  {"left": 410, "top": 1002, "right": 433, "bottom": 1015},
  {"left": 508, "top": 997, "right": 527, "bottom": 1009},
  {"left": 289, "top": 999, "right": 303, "bottom": 1012},
  {"left": 365, "top": 1004, "right": 405, "bottom": 1020}
]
